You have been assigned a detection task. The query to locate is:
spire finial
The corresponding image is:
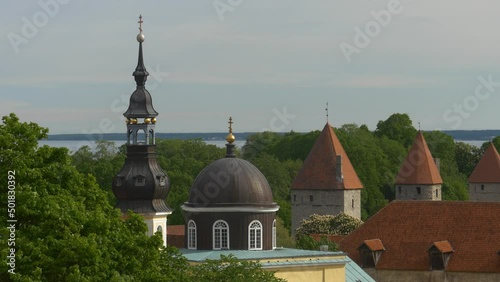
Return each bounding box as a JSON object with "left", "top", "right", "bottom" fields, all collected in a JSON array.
[
  {"left": 226, "top": 117, "right": 235, "bottom": 144},
  {"left": 136, "top": 14, "right": 145, "bottom": 42},
  {"left": 133, "top": 15, "right": 148, "bottom": 86},
  {"left": 418, "top": 121, "right": 421, "bottom": 131},
  {"left": 138, "top": 14, "right": 143, "bottom": 33},
  {"left": 225, "top": 117, "right": 236, "bottom": 157},
  {"left": 325, "top": 102, "right": 329, "bottom": 123}
]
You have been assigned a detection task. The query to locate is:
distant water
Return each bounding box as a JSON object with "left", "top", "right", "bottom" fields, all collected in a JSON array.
[
  {"left": 38, "top": 140, "right": 246, "bottom": 153},
  {"left": 458, "top": 140, "right": 486, "bottom": 148}
]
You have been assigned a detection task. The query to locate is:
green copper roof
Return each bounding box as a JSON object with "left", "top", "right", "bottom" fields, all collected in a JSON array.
[{"left": 179, "top": 248, "right": 374, "bottom": 282}]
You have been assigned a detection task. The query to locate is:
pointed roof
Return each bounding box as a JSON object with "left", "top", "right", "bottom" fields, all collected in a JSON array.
[
  {"left": 395, "top": 132, "right": 442, "bottom": 185},
  {"left": 469, "top": 143, "right": 500, "bottom": 183},
  {"left": 292, "top": 123, "right": 363, "bottom": 190}
]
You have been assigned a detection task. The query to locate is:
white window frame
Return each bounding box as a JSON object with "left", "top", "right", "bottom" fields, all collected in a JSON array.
[
  {"left": 248, "top": 220, "right": 263, "bottom": 250},
  {"left": 188, "top": 220, "right": 197, "bottom": 250},
  {"left": 213, "top": 220, "right": 229, "bottom": 250}
]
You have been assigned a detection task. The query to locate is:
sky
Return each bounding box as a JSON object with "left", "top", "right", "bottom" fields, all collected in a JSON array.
[{"left": 1, "top": 0, "right": 500, "bottom": 134}]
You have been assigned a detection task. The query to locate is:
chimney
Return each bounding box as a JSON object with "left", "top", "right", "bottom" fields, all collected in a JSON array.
[
  {"left": 434, "top": 158, "right": 440, "bottom": 172},
  {"left": 336, "top": 155, "right": 343, "bottom": 182}
]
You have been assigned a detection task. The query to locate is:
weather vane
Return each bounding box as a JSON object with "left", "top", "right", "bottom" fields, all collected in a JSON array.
[
  {"left": 418, "top": 121, "right": 421, "bottom": 131},
  {"left": 325, "top": 102, "right": 329, "bottom": 123},
  {"left": 138, "top": 14, "right": 143, "bottom": 33}
]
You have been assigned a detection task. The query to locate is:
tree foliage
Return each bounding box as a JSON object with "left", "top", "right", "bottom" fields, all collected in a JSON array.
[
  {"left": 295, "top": 213, "right": 363, "bottom": 239},
  {"left": 190, "top": 255, "right": 286, "bottom": 282},
  {"left": 0, "top": 114, "right": 286, "bottom": 281},
  {"left": 375, "top": 113, "right": 417, "bottom": 148}
]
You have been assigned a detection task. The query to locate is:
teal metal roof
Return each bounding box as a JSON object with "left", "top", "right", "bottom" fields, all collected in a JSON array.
[
  {"left": 179, "top": 248, "right": 374, "bottom": 282},
  {"left": 345, "top": 257, "right": 376, "bottom": 282},
  {"left": 180, "top": 248, "right": 345, "bottom": 262}
]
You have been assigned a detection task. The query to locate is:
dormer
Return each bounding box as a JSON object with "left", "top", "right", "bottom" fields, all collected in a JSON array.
[
  {"left": 358, "top": 239, "right": 385, "bottom": 268},
  {"left": 428, "top": 241, "right": 453, "bottom": 270}
]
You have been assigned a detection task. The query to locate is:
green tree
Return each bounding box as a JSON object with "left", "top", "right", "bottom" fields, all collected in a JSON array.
[
  {"left": 295, "top": 213, "right": 363, "bottom": 238},
  {"left": 0, "top": 114, "right": 186, "bottom": 281},
  {"left": 190, "top": 255, "right": 286, "bottom": 282},
  {"left": 424, "top": 131, "right": 468, "bottom": 200},
  {"left": 336, "top": 124, "right": 389, "bottom": 219},
  {"left": 455, "top": 141, "right": 482, "bottom": 177},
  {"left": 374, "top": 113, "right": 417, "bottom": 148}
]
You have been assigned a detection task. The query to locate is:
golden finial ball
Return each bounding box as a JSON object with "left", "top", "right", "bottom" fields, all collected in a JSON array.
[
  {"left": 131, "top": 118, "right": 138, "bottom": 124},
  {"left": 126, "top": 118, "right": 130, "bottom": 124},
  {"left": 144, "top": 118, "right": 151, "bottom": 124},
  {"left": 226, "top": 133, "right": 236, "bottom": 143},
  {"left": 137, "top": 33, "right": 145, "bottom": 42},
  {"left": 152, "top": 117, "right": 157, "bottom": 124}
]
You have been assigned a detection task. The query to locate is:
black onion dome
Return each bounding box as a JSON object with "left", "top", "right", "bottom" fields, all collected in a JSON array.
[
  {"left": 186, "top": 157, "right": 277, "bottom": 208},
  {"left": 123, "top": 87, "right": 158, "bottom": 118}
]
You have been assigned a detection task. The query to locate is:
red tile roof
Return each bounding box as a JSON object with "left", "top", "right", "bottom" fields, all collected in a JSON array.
[
  {"left": 167, "top": 225, "right": 185, "bottom": 249},
  {"left": 292, "top": 123, "right": 363, "bottom": 190},
  {"left": 469, "top": 143, "right": 500, "bottom": 183},
  {"left": 395, "top": 132, "right": 443, "bottom": 185},
  {"left": 339, "top": 201, "right": 500, "bottom": 273},
  {"left": 362, "top": 239, "right": 385, "bottom": 252}
]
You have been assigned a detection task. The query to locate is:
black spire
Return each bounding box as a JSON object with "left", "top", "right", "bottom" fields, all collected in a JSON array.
[
  {"left": 133, "top": 15, "right": 148, "bottom": 86},
  {"left": 123, "top": 15, "right": 158, "bottom": 119}
]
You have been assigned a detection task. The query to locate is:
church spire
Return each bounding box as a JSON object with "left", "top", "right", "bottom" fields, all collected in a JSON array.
[{"left": 133, "top": 15, "right": 148, "bottom": 86}]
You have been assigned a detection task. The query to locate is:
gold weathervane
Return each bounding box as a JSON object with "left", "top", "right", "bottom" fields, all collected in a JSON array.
[{"left": 226, "top": 117, "right": 235, "bottom": 143}]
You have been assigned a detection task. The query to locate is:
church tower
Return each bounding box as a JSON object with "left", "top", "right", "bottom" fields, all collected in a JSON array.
[
  {"left": 468, "top": 143, "right": 500, "bottom": 201},
  {"left": 395, "top": 131, "right": 442, "bottom": 201},
  {"left": 112, "top": 16, "right": 171, "bottom": 246},
  {"left": 291, "top": 123, "right": 363, "bottom": 235}
]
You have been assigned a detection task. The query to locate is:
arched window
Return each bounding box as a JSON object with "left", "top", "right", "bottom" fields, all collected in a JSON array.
[
  {"left": 188, "top": 220, "right": 197, "bottom": 250},
  {"left": 156, "top": 225, "right": 163, "bottom": 236},
  {"left": 248, "top": 220, "right": 262, "bottom": 250},
  {"left": 213, "top": 220, "right": 229, "bottom": 250},
  {"left": 272, "top": 220, "right": 277, "bottom": 249},
  {"left": 136, "top": 129, "right": 146, "bottom": 144}
]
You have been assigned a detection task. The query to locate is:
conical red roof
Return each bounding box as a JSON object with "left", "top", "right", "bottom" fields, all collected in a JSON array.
[
  {"left": 291, "top": 123, "right": 363, "bottom": 190},
  {"left": 468, "top": 143, "right": 500, "bottom": 183},
  {"left": 395, "top": 132, "right": 442, "bottom": 185}
]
